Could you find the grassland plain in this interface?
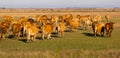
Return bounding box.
[0,10,120,58]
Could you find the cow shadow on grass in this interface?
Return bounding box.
[51,32,59,38]
[19,39,26,43]
[6,35,27,43]
[64,30,71,32]
[7,35,14,39]
[82,32,94,37]
[18,37,41,43]
[82,32,105,37]
[36,37,43,40]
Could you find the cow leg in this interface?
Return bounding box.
[74,27,77,32]
[93,27,97,37]
[58,31,63,37]
[109,29,112,37]
[23,27,26,37]
[94,30,97,37]
[100,31,104,37]
[0,34,1,40]
[109,33,111,37]
[84,24,87,30]
[106,31,109,37]
[1,34,5,40]
[69,26,72,32]
[16,32,20,39]
[102,31,105,37]
[32,35,36,42]
[58,31,61,37]
[15,33,18,39]
[42,33,45,40]
[13,32,16,39]
[61,31,64,36]
[27,35,30,42]
[85,25,87,30]
[18,31,21,39]
[48,34,51,39]
[31,36,34,42]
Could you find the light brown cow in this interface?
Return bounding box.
[60,14,73,24]
[35,15,42,24]
[51,15,59,32]
[57,22,65,37]
[22,21,32,37]
[26,23,39,42]
[39,15,50,26]
[41,23,54,39]
[105,22,114,37]
[92,22,105,37]
[69,18,79,32]
[77,15,91,30]
[19,17,36,37]
[3,16,14,22]
[92,15,102,22]
[105,15,110,22]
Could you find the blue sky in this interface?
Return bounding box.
[0,0,120,8]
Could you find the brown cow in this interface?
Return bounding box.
[1,21,11,30]
[11,21,22,39]
[92,22,105,37]
[0,25,8,40]
[0,21,11,40]
[105,22,114,37]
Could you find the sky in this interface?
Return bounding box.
[0,0,120,8]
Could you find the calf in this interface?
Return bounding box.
[105,22,114,37]
[105,15,110,22]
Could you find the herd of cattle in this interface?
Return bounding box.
[0,14,114,42]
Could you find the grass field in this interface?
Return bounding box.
[0,9,120,58]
